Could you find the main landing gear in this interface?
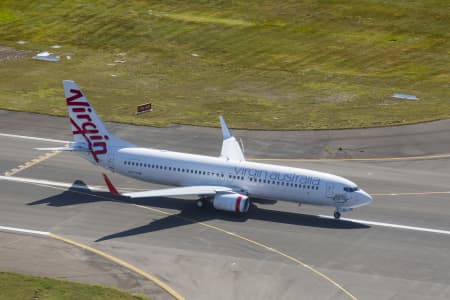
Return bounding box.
[196,198,206,208]
[196,196,210,209]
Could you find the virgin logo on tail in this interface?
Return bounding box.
[66,89,109,162]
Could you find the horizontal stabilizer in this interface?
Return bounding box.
[35,142,90,152]
[34,146,90,152]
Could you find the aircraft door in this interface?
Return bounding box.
[326,183,334,198]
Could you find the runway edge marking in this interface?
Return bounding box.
[0,225,49,236]
[48,233,185,300]
[0,132,69,144]
[135,204,358,300]
[319,215,450,236]
[0,225,184,300]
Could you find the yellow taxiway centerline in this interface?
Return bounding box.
[4,151,61,176]
[48,233,185,300]
[5,178,358,300]
[135,204,358,300]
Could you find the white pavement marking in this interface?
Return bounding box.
[319,215,450,236]
[136,204,358,300]
[0,223,185,299]
[0,175,106,192]
[0,133,69,144]
[3,175,450,237]
[0,225,49,236]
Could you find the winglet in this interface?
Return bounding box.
[102,173,120,196]
[219,116,232,139]
[219,116,245,161]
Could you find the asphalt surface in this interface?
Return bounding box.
[0,232,166,298]
[1,110,450,300]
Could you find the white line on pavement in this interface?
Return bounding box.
[0,225,49,236]
[319,215,450,236]
[0,133,69,144]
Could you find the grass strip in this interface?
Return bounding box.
[0,272,150,300]
[0,0,448,129]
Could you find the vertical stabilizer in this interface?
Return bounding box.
[63,80,131,162]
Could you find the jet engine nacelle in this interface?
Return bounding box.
[213,193,250,213]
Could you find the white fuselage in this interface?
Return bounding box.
[93,147,371,209]
[60,80,372,217]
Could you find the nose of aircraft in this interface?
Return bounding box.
[354,189,373,207]
[351,190,373,207]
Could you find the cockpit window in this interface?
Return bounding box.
[344,186,359,192]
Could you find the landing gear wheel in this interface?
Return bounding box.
[334,211,341,219]
[196,199,205,209]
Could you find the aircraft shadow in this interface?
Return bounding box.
[27,180,116,207]
[26,180,370,242]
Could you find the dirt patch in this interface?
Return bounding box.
[0,46,34,62]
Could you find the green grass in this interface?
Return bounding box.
[0,0,448,129]
[0,272,150,300]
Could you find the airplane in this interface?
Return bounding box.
[37,80,372,219]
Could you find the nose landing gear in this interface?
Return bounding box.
[333,207,352,219]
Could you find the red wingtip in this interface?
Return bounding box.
[102,173,120,196]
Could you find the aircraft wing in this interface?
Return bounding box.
[102,174,233,198]
[219,116,245,161]
[123,186,233,198]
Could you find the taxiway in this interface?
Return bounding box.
[1,110,450,300]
